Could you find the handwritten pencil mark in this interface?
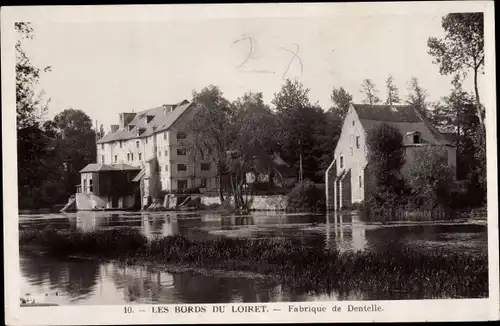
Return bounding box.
[232,35,254,69]
[280,43,303,80]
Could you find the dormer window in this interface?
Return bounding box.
[128,125,134,132]
[413,132,421,144]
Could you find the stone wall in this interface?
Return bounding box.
[200,195,288,211]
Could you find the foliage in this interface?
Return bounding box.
[188,85,233,202]
[360,79,380,105]
[427,13,485,134]
[286,180,324,211]
[330,86,353,119]
[385,74,401,105]
[21,227,488,299]
[365,123,406,208]
[430,78,485,206]
[406,76,429,115]
[406,146,455,209]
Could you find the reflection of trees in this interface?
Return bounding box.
[20,252,99,299]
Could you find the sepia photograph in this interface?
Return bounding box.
[2,2,498,324]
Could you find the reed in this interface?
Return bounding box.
[20,227,488,299]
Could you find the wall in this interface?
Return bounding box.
[200,195,288,211]
[333,104,367,204]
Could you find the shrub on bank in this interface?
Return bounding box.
[287,180,325,211]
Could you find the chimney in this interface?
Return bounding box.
[110,125,119,133]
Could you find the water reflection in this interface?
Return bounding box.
[20,251,379,305]
[20,210,487,304]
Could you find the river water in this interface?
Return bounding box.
[19,211,487,305]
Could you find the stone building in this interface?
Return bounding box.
[325,103,457,211]
[79,99,218,209]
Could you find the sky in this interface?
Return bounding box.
[22,12,484,131]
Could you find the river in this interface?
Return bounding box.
[19,211,487,305]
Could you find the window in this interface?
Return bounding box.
[352,120,355,126]
[131,153,134,161]
[350,147,353,156]
[164,150,168,156]
[114,155,117,163]
[164,165,168,172]
[413,134,421,144]
[127,153,130,161]
[201,163,210,171]
[201,178,207,188]
[136,141,139,148]
[163,132,167,140]
[102,155,105,163]
[178,180,188,189]
[356,136,360,149]
[146,138,148,144]
[89,179,93,192]
[177,148,187,156]
[340,155,344,169]
[139,153,142,161]
[177,164,187,171]
[101,144,104,150]
[359,175,362,188]
[177,132,187,140]
[120,140,123,148]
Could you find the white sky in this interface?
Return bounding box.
[23,13,484,131]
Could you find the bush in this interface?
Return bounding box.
[286,180,325,211]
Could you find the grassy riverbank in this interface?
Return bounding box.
[20,227,488,299]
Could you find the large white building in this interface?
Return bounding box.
[78,100,218,209]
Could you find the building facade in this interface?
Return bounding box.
[80,99,218,209]
[325,103,457,211]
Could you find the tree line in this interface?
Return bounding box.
[16,13,486,210]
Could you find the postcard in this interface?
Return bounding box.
[2,2,498,324]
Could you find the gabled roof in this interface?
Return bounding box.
[79,163,141,173]
[97,100,192,144]
[352,104,453,146]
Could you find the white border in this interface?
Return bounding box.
[2,2,498,324]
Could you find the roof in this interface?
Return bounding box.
[132,169,146,182]
[97,100,192,144]
[79,163,141,173]
[352,104,453,146]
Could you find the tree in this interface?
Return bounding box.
[272,79,328,183]
[406,76,429,117]
[365,123,406,208]
[360,79,380,105]
[52,109,97,196]
[407,146,455,209]
[16,22,60,208]
[385,74,401,106]
[188,85,233,202]
[330,87,353,119]
[271,79,311,115]
[228,92,279,208]
[427,13,485,135]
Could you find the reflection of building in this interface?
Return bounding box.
[326,104,457,211]
[326,212,367,253]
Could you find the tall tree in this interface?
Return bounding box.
[330,86,353,119]
[188,85,233,202]
[406,76,429,115]
[360,79,380,105]
[52,109,97,196]
[427,13,485,134]
[272,79,327,182]
[385,74,401,106]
